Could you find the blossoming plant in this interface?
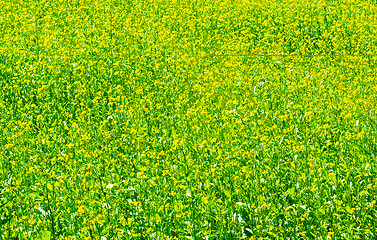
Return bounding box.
[0,0,376,239]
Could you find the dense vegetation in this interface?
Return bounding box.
[1,0,377,239]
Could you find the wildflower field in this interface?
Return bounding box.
[1,0,377,239]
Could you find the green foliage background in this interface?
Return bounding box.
[1,0,377,239]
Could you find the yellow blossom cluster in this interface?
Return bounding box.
[1,0,377,239]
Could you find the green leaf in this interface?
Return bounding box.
[46,183,53,192]
[36,230,51,240]
[16,178,22,186]
[287,188,295,196]
[42,230,51,240]
[224,189,231,198]
[28,192,39,198]
[201,196,209,204]
[345,206,353,214]
[28,191,43,201]
[174,200,183,212]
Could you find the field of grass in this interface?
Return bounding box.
[1,0,377,239]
